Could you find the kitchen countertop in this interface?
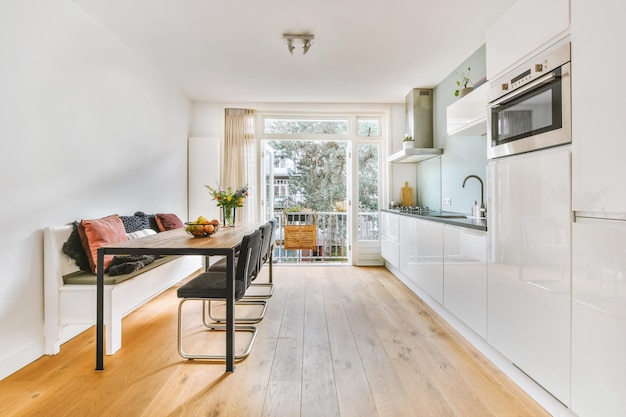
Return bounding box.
[382,209,487,231]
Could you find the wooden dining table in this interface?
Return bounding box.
[95,222,263,373]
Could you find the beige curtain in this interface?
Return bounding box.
[224,108,256,222]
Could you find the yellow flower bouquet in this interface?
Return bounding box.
[205,184,249,226]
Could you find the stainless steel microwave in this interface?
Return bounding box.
[487,42,571,159]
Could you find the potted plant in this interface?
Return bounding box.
[454,67,473,97]
[402,134,414,149]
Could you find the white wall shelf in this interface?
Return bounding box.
[446,84,488,137]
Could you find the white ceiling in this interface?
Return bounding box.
[75,0,516,104]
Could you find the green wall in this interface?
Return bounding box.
[417,44,488,214]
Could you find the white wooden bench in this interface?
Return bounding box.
[43,225,202,355]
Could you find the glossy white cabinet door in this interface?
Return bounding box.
[486,0,569,80]
[572,219,626,417]
[571,0,626,215]
[444,225,487,338]
[446,84,488,137]
[414,218,444,303]
[487,146,572,405]
[399,216,444,303]
[399,215,419,280]
[381,212,400,267]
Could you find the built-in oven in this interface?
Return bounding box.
[487,42,571,159]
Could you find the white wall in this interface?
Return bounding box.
[0,0,191,380]
[190,102,221,138]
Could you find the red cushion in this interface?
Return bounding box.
[78,214,128,274]
[155,213,184,231]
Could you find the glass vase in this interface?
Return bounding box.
[222,206,236,227]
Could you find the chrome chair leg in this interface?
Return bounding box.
[204,299,267,324]
[246,282,274,299]
[247,254,274,298]
[178,298,257,361]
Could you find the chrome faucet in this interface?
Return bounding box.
[462,175,485,217]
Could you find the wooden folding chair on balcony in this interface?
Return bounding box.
[283,211,317,251]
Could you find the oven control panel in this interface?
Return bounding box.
[489,42,570,102]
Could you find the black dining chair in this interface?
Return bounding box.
[176,229,262,361]
[246,220,275,298]
[209,221,274,288]
[206,221,275,322]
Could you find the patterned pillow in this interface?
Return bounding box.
[120,212,150,233]
[146,214,159,232]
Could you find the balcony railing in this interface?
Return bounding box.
[357,211,379,241]
[271,210,379,264]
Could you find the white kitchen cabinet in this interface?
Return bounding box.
[569,4,626,415]
[571,0,626,215]
[400,216,444,303]
[399,215,418,279]
[487,147,572,405]
[446,84,488,137]
[381,211,400,267]
[571,219,626,417]
[486,0,570,80]
[443,225,487,338]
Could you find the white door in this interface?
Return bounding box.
[352,142,383,265]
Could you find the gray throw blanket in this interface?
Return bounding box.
[107,255,157,276]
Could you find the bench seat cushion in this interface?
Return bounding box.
[63,255,180,285]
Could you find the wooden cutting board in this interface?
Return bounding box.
[401,182,413,206]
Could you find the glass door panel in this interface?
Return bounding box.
[262,143,274,222]
[353,142,381,265]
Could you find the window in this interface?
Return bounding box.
[357,116,382,137]
[263,118,348,135]
[357,143,380,240]
[258,110,386,265]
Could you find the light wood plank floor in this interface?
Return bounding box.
[0,266,551,417]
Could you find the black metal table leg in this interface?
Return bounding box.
[226,248,235,372]
[96,248,104,371]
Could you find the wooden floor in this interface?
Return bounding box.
[0,266,551,417]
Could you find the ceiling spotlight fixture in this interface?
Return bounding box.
[286,38,295,54]
[283,34,315,55]
[302,39,312,54]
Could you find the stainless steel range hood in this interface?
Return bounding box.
[387,88,443,163]
[387,147,442,163]
[406,88,433,147]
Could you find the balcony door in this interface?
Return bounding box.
[263,139,350,264]
[257,114,384,266]
[260,143,274,222]
[352,142,382,265]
